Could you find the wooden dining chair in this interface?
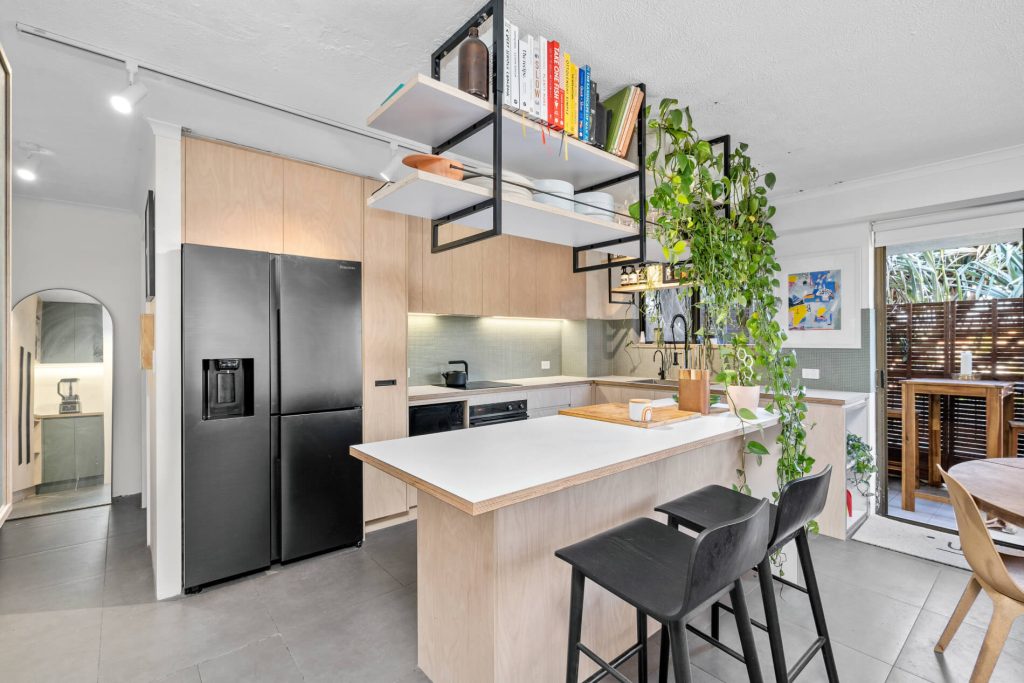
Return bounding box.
[935,466,1024,682]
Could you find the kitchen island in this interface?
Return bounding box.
[352,408,781,682]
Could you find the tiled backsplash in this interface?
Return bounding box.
[408,315,566,386]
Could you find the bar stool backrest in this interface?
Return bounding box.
[771,465,832,548]
[940,466,1024,602]
[682,498,770,618]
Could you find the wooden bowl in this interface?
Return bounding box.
[402,154,464,180]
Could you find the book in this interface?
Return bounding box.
[509,23,520,110]
[549,40,563,130]
[580,65,591,142]
[620,86,644,156]
[519,37,530,116]
[603,85,633,155]
[532,36,544,120]
[536,36,547,123]
[564,53,576,137]
[502,20,513,109]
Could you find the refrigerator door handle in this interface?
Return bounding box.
[270,255,281,416]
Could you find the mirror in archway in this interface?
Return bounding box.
[7,289,113,518]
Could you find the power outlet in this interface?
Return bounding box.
[802,368,820,380]
[541,360,551,370]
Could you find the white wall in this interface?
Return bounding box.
[11,197,144,497]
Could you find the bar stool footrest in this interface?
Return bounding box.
[684,623,747,663]
[577,640,645,683]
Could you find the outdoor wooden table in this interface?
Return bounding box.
[948,458,1024,528]
[901,378,1015,512]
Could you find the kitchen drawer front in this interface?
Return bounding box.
[527,387,571,409]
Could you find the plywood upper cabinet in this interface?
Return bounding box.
[508,236,538,318]
[183,137,283,253]
[481,234,510,317]
[422,224,454,315]
[450,224,484,316]
[362,179,410,522]
[562,253,587,321]
[283,160,362,261]
[407,217,426,313]
[535,242,565,320]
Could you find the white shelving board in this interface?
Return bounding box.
[368,170,664,260]
[367,74,638,189]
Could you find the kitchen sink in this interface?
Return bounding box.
[629,379,677,387]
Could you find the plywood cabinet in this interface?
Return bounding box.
[361,180,411,523]
[508,236,539,318]
[406,226,586,320]
[480,234,510,316]
[283,160,362,260]
[183,137,283,253]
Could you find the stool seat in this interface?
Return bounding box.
[555,517,695,622]
[656,485,779,540]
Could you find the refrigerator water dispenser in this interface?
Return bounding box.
[202,358,254,420]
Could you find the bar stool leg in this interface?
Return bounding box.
[668,620,693,683]
[758,556,789,683]
[566,568,585,683]
[796,529,839,683]
[731,579,764,683]
[658,627,669,683]
[637,609,649,683]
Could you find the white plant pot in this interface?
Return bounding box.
[726,385,761,414]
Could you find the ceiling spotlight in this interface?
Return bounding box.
[110,62,147,114]
[16,155,39,182]
[379,141,402,182]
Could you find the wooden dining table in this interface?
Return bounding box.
[901,378,1016,512]
[948,458,1024,528]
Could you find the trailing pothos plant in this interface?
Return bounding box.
[631,99,815,527]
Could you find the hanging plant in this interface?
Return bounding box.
[847,432,878,497]
[633,99,815,515]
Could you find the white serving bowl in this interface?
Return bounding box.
[573,191,615,218]
[532,178,575,211]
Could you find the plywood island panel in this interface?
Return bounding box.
[353,413,783,682]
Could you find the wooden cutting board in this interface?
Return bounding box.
[559,402,700,429]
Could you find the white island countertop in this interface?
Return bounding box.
[352,407,778,515]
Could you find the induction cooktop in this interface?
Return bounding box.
[431,381,523,390]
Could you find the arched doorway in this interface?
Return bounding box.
[7,289,114,518]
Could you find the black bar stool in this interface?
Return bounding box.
[655,465,838,683]
[555,500,770,683]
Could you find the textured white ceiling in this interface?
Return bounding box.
[2,0,1023,211]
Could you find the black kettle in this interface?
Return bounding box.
[442,360,469,387]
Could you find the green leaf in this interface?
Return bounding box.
[747,440,769,456]
[764,172,776,189]
[738,408,758,420]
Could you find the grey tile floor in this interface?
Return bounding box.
[9,482,112,519]
[1,500,1023,682]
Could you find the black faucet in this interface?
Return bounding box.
[652,349,667,380]
[669,313,690,368]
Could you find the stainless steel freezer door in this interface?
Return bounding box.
[279,409,363,562]
[182,245,272,589]
[277,256,362,414]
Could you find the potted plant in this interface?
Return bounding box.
[636,99,813,510]
[846,432,877,497]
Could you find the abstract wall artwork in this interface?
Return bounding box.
[788,270,841,330]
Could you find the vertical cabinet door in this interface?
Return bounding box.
[535,242,564,319]
[40,302,76,363]
[562,255,587,321]
[74,415,104,480]
[450,224,483,316]
[362,180,412,523]
[422,224,454,314]
[283,160,363,260]
[183,137,284,253]
[41,418,75,487]
[480,234,510,317]
[74,303,103,362]
[508,237,538,318]
[407,217,425,313]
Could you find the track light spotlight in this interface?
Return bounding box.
[110,62,147,114]
[379,142,402,182]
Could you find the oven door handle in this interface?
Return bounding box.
[469,413,528,427]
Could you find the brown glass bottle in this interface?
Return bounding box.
[458,26,489,100]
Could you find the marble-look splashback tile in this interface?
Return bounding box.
[408,315,565,386]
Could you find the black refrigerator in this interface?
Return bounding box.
[182,244,363,590]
